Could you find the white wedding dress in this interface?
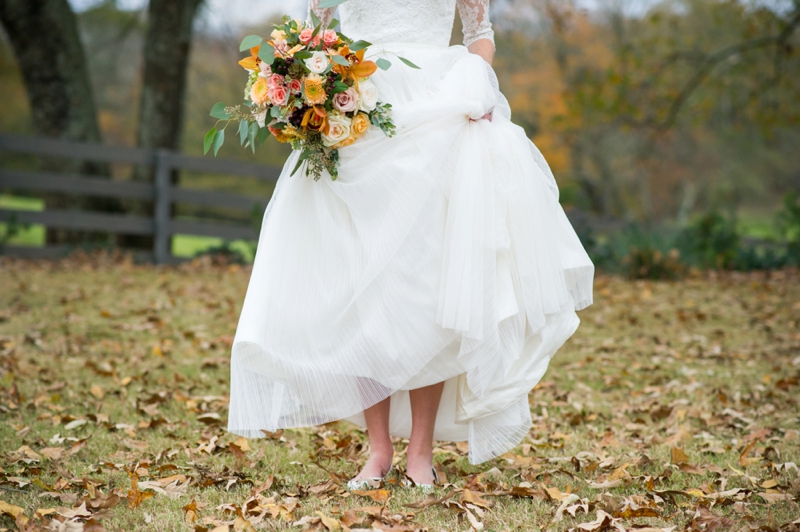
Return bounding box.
[227,0,594,464]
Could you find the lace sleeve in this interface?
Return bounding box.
[456,0,495,48]
[307,0,335,27]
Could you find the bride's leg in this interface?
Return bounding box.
[407,381,444,484]
[352,396,394,480]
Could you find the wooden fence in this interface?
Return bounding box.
[0,134,281,264]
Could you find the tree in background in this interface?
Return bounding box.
[122,0,205,249]
[0,0,119,245]
[496,0,800,223]
[0,0,206,250]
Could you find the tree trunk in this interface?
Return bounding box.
[122,0,204,250]
[0,0,119,245]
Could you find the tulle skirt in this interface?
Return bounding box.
[227,42,594,464]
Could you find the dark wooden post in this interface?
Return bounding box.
[153,150,172,264]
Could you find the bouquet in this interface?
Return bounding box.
[205,10,418,181]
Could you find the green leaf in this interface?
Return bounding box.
[331,81,350,93]
[203,127,217,155]
[331,54,350,66]
[376,58,391,71]
[349,40,371,52]
[248,122,258,154]
[269,106,282,118]
[258,44,275,65]
[212,129,225,156]
[328,18,339,29]
[210,102,230,120]
[238,120,249,145]
[318,0,348,7]
[257,126,270,145]
[398,56,421,69]
[293,50,312,60]
[309,10,321,27]
[239,35,263,52]
[290,149,313,176]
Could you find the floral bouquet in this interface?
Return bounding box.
[205,10,418,181]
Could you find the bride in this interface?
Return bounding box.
[227,0,594,489]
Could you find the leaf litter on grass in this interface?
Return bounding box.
[0,252,798,531]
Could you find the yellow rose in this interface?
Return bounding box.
[333,112,370,148]
[270,29,287,41]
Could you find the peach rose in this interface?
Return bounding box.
[287,78,302,93]
[299,28,314,44]
[268,74,285,89]
[323,29,338,47]
[269,85,288,106]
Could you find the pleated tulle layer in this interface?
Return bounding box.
[227,43,594,464]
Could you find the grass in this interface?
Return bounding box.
[0,253,798,531]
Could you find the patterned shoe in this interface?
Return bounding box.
[401,467,439,493]
[346,466,393,491]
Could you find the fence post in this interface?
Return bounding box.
[153,151,171,264]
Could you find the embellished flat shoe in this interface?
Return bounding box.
[346,466,393,491]
[401,467,439,493]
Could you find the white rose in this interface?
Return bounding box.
[322,112,351,147]
[255,108,268,128]
[305,51,330,74]
[357,79,379,112]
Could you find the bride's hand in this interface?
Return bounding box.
[470,110,494,122]
[467,38,494,66]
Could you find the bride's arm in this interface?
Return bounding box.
[307,0,336,27]
[456,0,495,66]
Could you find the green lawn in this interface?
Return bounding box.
[0,255,797,531]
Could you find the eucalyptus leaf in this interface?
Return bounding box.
[376,58,391,70]
[210,102,230,120]
[270,106,282,118]
[238,120,249,145]
[331,54,350,66]
[258,44,275,65]
[398,56,421,69]
[294,50,313,60]
[212,129,225,156]
[239,35,263,52]
[248,122,258,153]
[203,127,216,155]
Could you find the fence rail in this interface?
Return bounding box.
[0,133,280,264]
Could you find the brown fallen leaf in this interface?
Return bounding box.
[351,488,391,503]
[670,446,690,465]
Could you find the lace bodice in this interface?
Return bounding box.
[308,0,494,49]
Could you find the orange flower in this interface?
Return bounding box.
[301,106,329,135]
[332,46,377,82]
[303,74,328,105]
[238,46,260,71]
[250,77,270,106]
